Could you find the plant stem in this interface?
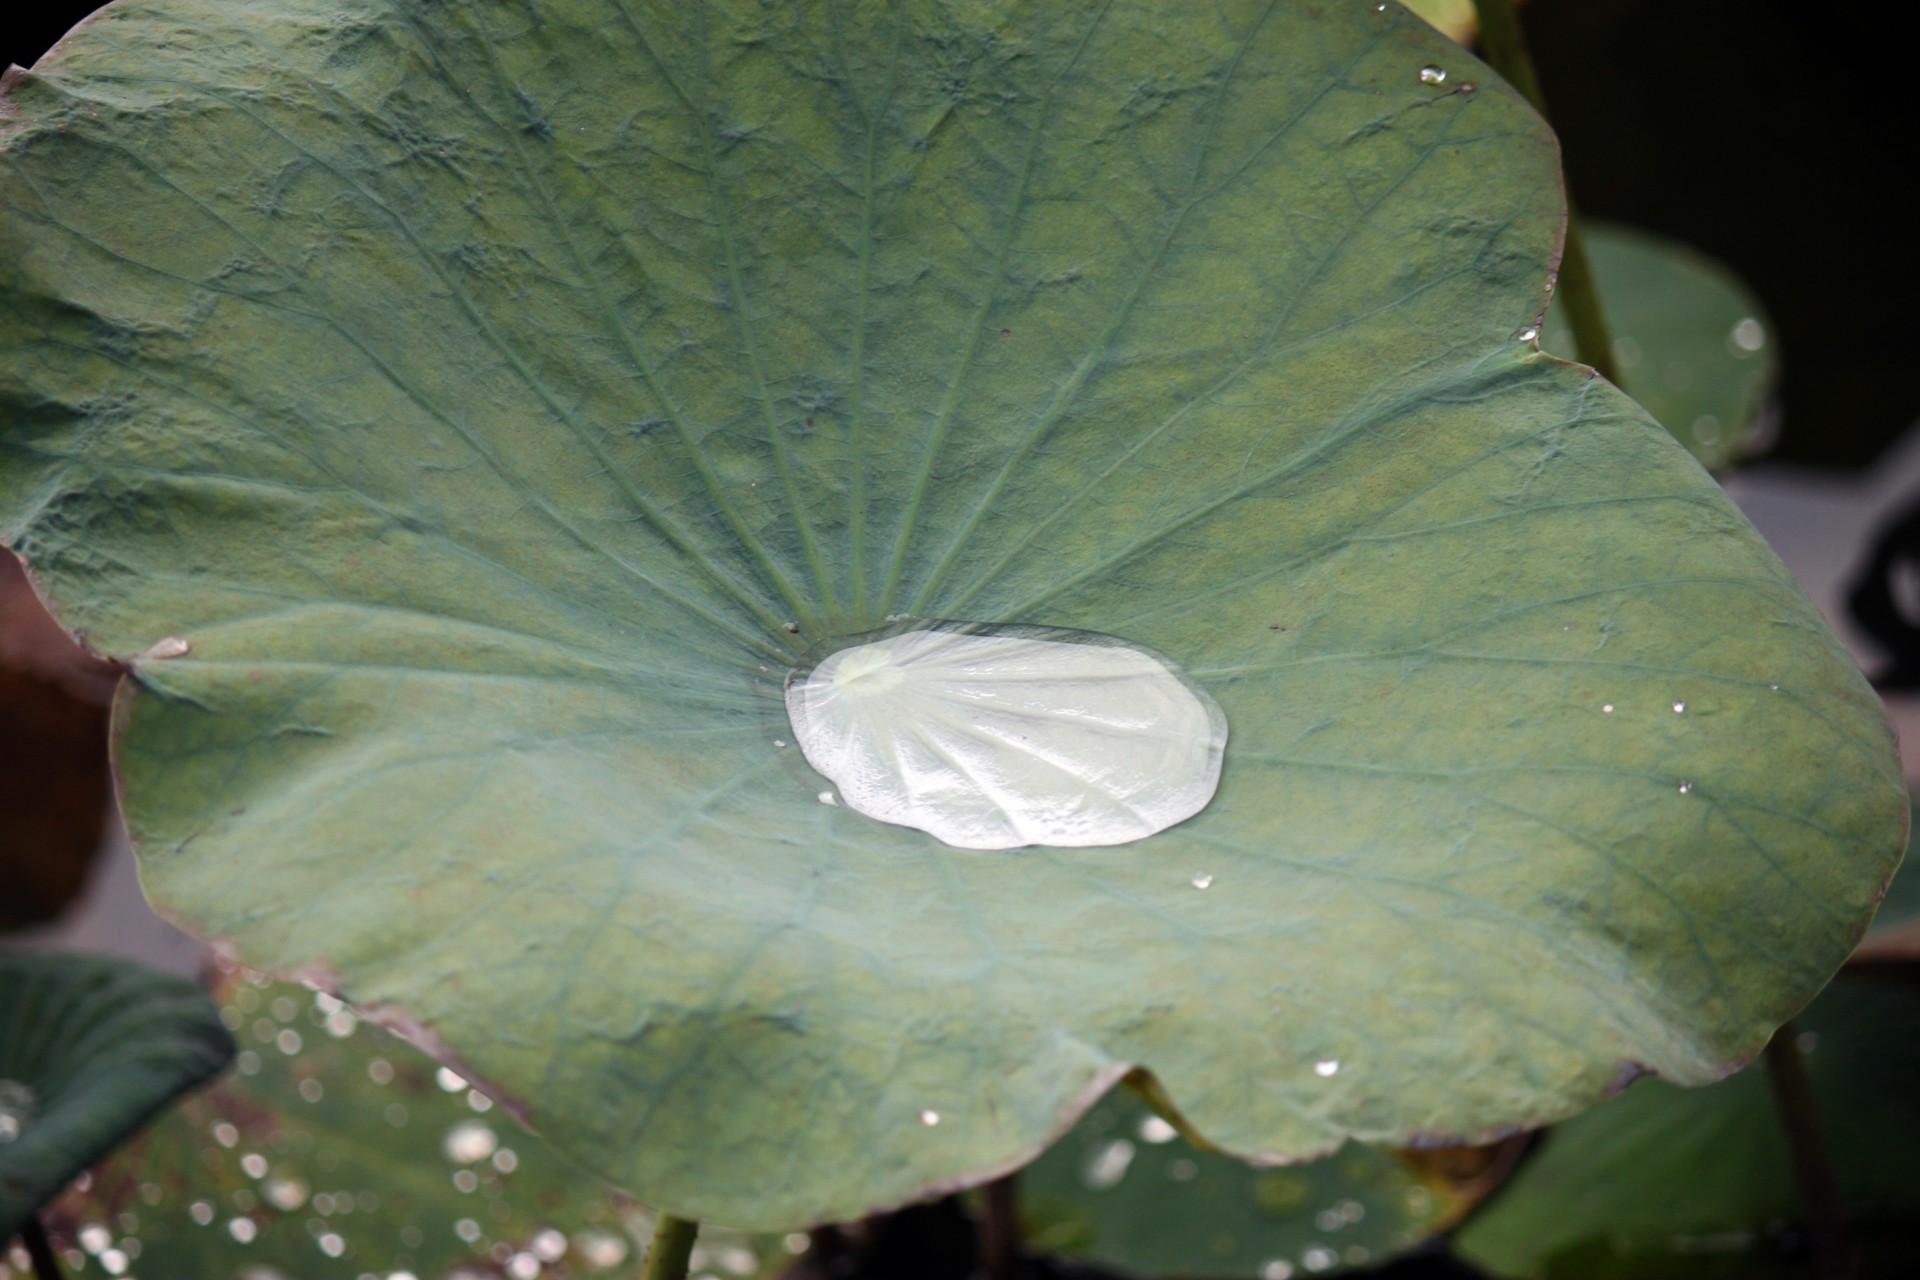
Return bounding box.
[979,1173,1022,1280]
[641,1213,699,1280]
[20,1214,65,1280]
[1763,1021,1856,1280]
[1468,0,1620,385]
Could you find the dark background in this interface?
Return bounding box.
[6,0,1920,471]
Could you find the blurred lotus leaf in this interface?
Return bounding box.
[45,972,779,1280]
[1541,222,1780,469]
[1455,975,1920,1278]
[0,952,233,1238]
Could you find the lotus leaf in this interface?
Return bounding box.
[0,0,1902,1229]
[1539,222,1778,469]
[0,951,233,1238]
[47,973,780,1280]
[1455,975,1920,1278]
[1021,1088,1474,1277]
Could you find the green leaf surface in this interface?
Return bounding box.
[48,972,779,1280]
[1540,221,1779,468]
[1453,975,1920,1278]
[1856,790,1919,961]
[0,951,233,1238]
[1021,1088,1468,1278]
[0,0,1902,1230]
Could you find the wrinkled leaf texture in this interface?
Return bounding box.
[0,0,1902,1229]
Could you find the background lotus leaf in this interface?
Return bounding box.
[1021,1087,1478,1278]
[45,972,781,1280]
[1454,974,1920,1278]
[1540,221,1778,469]
[0,951,233,1238]
[0,0,1902,1230]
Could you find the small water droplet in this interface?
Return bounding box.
[213,1122,239,1148]
[1262,1263,1295,1280]
[1169,1157,1199,1182]
[1314,1059,1340,1077]
[1769,683,1781,691]
[773,738,786,748]
[918,1109,941,1127]
[818,790,838,806]
[1514,325,1540,343]
[227,1217,257,1244]
[142,636,190,661]
[1419,65,1447,84]
[1458,81,1476,93]
[189,1201,214,1226]
[436,1067,467,1092]
[1677,781,1693,794]
[1731,317,1766,353]
[1601,704,1614,714]
[1303,1245,1339,1273]
[455,1217,483,1244]
[492,1147,519,1173]
[1191,872,1214,890]
[1672,701,1686,714]
[240,1153,268,1179]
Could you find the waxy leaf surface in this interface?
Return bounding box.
[0,0,1902,1228]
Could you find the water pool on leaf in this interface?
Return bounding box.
[784,622,1227,850]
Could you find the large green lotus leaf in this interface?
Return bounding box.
[1539,222,1779,469]
[1454,975,1920,1278]
[1021,1087,1472,1278]
[0,952,233,1238]
[0,0,1903,1231]
[49,972,779,1280]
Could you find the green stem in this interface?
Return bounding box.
[1468,0,1620,385]
[1762,1021,1856,1280]
[20,1214,65,1280]
[641,1213,699,1280]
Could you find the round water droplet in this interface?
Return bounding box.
[1678,781,1693,794]
[818,790,838,806]
[1673,701,1686,714]
[1731,317,1766,353]
[1262,1263,1295,1280]
[1419,65,1447,84]
[1601,703,1614,714]
[918,1109,941,1127]
[1191,872,1214,890]
[1313,1059,1340,1077]
[1514,325,1540,343]
[785,622,1226,850]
